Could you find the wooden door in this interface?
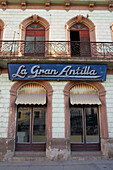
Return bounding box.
[79,30,90,57]
[70,106,100,151]
[25,24,45,56]
[15,106,46,151]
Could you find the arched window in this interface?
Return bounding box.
[70,83,101,151]
[15,83,47,151]
[66,15,96,57]
[25,23,45,55]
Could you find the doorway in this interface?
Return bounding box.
[16,106,46,151]
[70,106,100,151]
[70,24,90,57]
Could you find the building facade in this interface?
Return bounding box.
[0,0,113,161]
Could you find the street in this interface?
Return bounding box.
[0,160,113,170]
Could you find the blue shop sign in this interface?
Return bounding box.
[8,64,107,81]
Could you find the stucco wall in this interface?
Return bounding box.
[0,74,14,138]
[0,9,112,41]
[0,74,113,139]
[102,74,113,138]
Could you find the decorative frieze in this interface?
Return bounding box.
[21,0,27,10]
[1,0,7,10]
[108,1,113,12]
[45,1,51,11]
[89,1,95,12]
[65,1,71,11]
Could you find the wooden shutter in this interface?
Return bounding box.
[79,30,90,57]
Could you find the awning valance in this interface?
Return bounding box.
[70,94,101,105]
[15,94,46,105]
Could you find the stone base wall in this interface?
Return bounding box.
[46,138,70,160]
[0,138,113,161]
[101,138,113,159]
[0,138,14,161]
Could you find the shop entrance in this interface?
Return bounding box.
[16,106,46,151]
[15,83,47,151]
[70,106,100,151]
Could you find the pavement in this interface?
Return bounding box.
[0,160,113,170]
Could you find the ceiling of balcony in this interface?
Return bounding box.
[0,0,112,5]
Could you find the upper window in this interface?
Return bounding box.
[71,24,88,30]
[25,23,45,55]
[27,24,45,30]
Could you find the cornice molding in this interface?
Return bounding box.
[0,1,113,11]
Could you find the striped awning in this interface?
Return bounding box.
[15,94,46,105]
[70,94,101,105]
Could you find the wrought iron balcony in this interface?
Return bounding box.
[0,41,113,59]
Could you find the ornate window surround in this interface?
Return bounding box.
[0,19,5,40]
[65,15,96,42]
[19,15,50,41]
[64,81,108,141]
[8,81,53,143]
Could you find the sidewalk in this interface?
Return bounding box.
[0,160,113,170]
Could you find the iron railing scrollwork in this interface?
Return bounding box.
[0,41,113,58]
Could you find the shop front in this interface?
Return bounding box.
[7,63,108,159]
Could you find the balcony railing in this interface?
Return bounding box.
[0,41,113,59]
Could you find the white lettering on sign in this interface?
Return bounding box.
[11,65,102,79]
[12,65,28,78]
[29,65,58,78]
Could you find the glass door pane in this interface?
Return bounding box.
[85,107,99,143]
[33,107,46,143]
[25,36,34,54]
[16,107,31,143]
[70,108,83,143]
[36,36,45,54]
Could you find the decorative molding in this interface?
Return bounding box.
[32,14,39,22]
[110,22,113,41]
[20,15,50,40]
[0,19,5,40]
[21,0,27,10]
[65,1,71,11]
[45,1,51,11]
[1,0,7,10]
[108,1,113,12]
[110,23,113,31]
[76,15,83,23]
[89,1,95,12]
[0,2,112,11]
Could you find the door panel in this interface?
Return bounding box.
[36,36,45,54]
[16,106,46,151]
[70,106,100,151]
[70,108,83,143]
[80,30,90,57]
[16,107,31,143]
[33,107,46,143]
[85,107,99,143]
[35,30,45,36]
[25,36,34,54]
